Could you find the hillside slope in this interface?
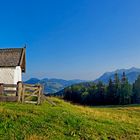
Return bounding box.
[0,98,140,140]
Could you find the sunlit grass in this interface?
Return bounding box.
[0,97,140,140]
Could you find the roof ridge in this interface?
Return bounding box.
[0,48,23,50]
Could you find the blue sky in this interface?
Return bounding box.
[0,0,140,80]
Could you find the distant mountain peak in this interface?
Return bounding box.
[128,67,140,71]
[95,67,140,84]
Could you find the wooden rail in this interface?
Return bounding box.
[0,82,42,104]
[21,83,42,105]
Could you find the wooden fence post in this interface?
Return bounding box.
[22,84,25,103]
[17,81,23,102]
[0,83,4,95]
[37,85,42,105]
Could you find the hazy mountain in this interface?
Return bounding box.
[95,67,140,84]
[25,78,40,84]
[24,78,85,94]
[56,67,140,97]
[25,67,140,94]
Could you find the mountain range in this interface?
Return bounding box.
[94,67,140,84]
[25,67,140,94]
[25,78,85,94]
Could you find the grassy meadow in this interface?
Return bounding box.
[0,97,140,140]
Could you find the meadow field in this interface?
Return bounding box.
[0,97,140,140]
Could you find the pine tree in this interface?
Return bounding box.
[107,79,115,105]
[120,72,132,105]
[121,72,126,84]
[113,73,121,104]
[133,75,140,103]
[96,81,105,105]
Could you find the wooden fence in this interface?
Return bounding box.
[0,82,42,104]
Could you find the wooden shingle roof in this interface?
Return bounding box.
[0,48,26,72]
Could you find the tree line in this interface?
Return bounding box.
[62,72,140,105]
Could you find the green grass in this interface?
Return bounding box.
[0,97,140,140]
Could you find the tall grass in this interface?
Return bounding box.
[0,97,140,140]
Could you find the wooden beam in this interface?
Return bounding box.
[24,101,37,104]
[0,83,4,95]
[0,96,18,102]
[17,81,22,102]
[3,84,17,88]
[19,47,26,72]
[22,85,25,103]
[3,90,17,94]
